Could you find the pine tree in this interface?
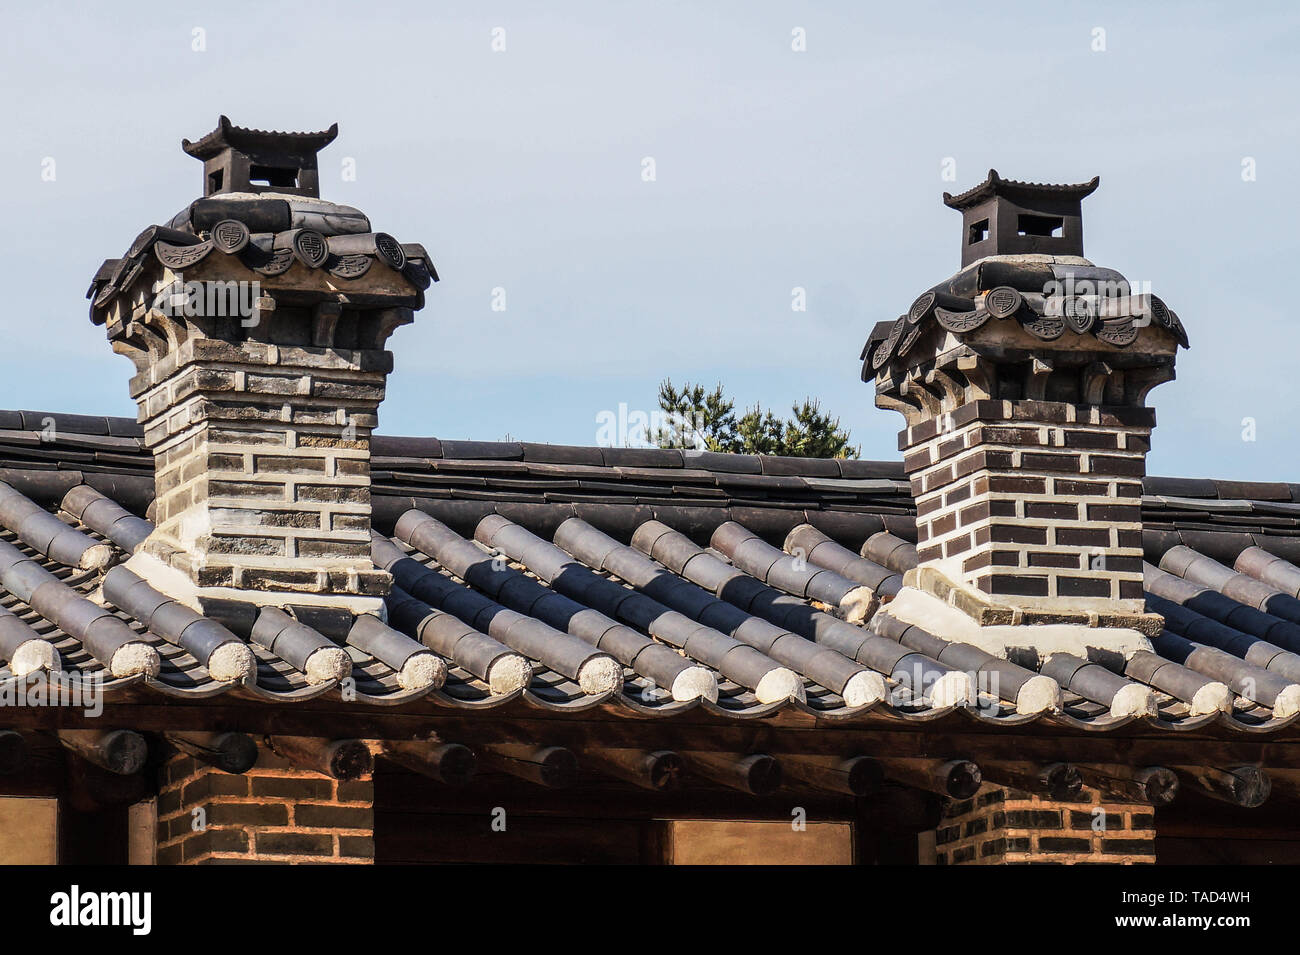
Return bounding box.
[654,379,858,458]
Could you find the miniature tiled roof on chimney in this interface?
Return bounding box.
[943,169,1099,267]
[181,115,339,198]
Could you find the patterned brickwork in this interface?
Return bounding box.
[128,336,394,595]
[900,399,1151,613]
[155,744,375,864]
[935,785,1155,864]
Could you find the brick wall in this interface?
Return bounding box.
[131,337,392,596]
[901,398,1150,614]
[155,743,374,864]
[935,785,1155,864]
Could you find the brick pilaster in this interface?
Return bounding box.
[935,785,1155,864]
[901,399,1150,614]
[155,742,374,864]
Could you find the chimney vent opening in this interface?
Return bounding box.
[249,165,300,189]
[1017,214,1064,238]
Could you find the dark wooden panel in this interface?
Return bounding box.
[59,801,129,864]
[375,811,656,864]
[375,765,857,820]
[1155,836,1300,864]
[374,764,901,864]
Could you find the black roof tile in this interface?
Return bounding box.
[437,440,523,460]
[837,458,906,479]
[759,454,842,477]
[1144,476,1219,497]
[1212,480,1293,502]
[518,442,605,466]
[371,435,443,458]
[599,447,685,468]
[682,450,762,473]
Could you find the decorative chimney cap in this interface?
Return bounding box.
[85,119,438,326]
[943,169,1102,267]
[181,115,340,198]
[864,169,1188,422]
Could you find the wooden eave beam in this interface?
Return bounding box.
[267,735,373,781]
[4,698,1300,770]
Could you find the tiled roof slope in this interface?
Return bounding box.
[1,409,1300,735]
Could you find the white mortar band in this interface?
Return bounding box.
[755,667,806,704]
[1189,681,1234,716]
[207,641,257,684]
[78,542,118,572]
[486,654,532,695]
[841,670,887,708]
[1110,682,1159,719]
[576,655,623,695]
[9,639,58,677]
[397,652,447,691]
[109,641,161,678]
[930,670,975,708]
[1272,684,1300,720]
[304,645,351,685]
[670,666,718,702]
[1014,675,1063,715]
[838,586,880,625]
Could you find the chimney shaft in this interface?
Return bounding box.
[899,394,1152,617]
[130,322,402,600]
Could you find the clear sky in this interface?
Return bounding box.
[1,1,1296,480]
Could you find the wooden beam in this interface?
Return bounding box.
[374,764,857,821]
[880,758,981,798]
[782,754,883,796]
[480,744,577,789]
[55,730,147,776]
[684,752,782,795]
[981,761,1082,800]
[267,736,373,781]
[166,731,258,774]
[7,697,1300,772]
[582,748,684,792]
[64,753,151,811]
[382,741,476,787]
[1173,765,1270,808]
[1263,768,1300,803]
[65,768,148,812]
[1075,764,1179,807]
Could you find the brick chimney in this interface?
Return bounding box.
[88,117,436,616]
[864,171,1188,652]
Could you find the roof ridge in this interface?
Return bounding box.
[0,408,1294,492]
[181,114,339,159]
[942,168,1101,210]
